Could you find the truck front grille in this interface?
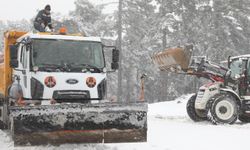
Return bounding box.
[52,90,90,102]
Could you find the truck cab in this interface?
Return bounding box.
[8,32,119,105]
[0,31,147,145]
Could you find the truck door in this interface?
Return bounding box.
[14,44,30,99]
[246,59,250,95]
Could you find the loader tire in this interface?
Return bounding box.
[0,121,5,129]
[186,94,207,122]
[238,114,250,123]
[207,94,238,125]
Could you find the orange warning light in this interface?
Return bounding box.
[59,27,67,35]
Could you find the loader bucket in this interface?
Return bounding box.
[152,45,193,72]
[9,102,147,145]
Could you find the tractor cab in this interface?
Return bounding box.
[228,55,250,96]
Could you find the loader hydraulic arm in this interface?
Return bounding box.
[186,57,228,82]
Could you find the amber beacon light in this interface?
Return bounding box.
[59,27,67,35]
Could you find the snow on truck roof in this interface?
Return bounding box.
[230,54,250,60]
[17,32,102,42]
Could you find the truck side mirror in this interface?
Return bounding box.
[111,62,119,70]
[112,49,119,63]
[111,49,119,70]
[9,45,19,68]
[10,60,19,68]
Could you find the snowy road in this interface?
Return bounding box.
[2,94,250,150]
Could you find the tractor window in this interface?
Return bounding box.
[247,59,250,77]
[230,59,243,79]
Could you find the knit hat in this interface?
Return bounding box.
[45,5,51,11]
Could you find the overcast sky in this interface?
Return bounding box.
[0,0,117,21]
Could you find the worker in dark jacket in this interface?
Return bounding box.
[34,5,53,32]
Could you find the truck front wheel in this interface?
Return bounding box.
[0,98,9,129]
[186,94,207,122]
[208,94,238,124]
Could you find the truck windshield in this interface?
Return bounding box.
[32,39,105,69]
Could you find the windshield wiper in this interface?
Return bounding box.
[39,63,63,67]
[70,63,102,72]
[38,63,66,71]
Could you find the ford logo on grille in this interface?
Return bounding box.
[66,79,78,84]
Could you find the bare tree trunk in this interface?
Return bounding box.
[162,29,167,49]
[117,0,123,102]
[126,70,131,103]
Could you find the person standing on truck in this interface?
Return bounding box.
[34,5,53,32]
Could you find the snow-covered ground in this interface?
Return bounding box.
[2,94,250,150]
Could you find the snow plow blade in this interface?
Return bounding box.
[152,45,193,72]
[9,102,147,145]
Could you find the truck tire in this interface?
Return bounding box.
[238,114,250,123]
[207,94,238,124]
[0,105,5,129]
[0,98,8,130]
[186,94,207,122]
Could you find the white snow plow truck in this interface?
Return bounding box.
[152,45,250,125]
[0,30,147,145]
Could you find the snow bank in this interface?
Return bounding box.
[148,94,194,118]
[0,130,13,150]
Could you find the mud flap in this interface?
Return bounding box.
[152,45,193,72]
[9,102,147,145]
